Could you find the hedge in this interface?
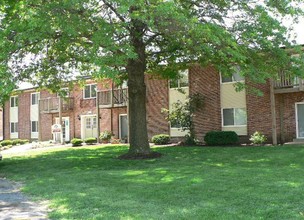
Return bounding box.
[151,134,170,145]
[204,131,239,146]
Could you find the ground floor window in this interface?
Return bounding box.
[10,122,18,133]
[222,108,247,126]
[31,121,38,133]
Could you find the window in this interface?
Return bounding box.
[222,108,247,126]
[170,70,189,88]
[84,84,97,99]
[31,93,40,105]
[86,118,91,129]
[10,122,18,133]
[10,96,18,108]
[31,121,38,133]
[221,66,244,83]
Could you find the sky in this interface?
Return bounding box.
[284,16,304,45]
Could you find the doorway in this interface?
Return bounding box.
[119,114,128,142]
[82,115,98,139]
[296,103,304,138]
[54,117,70,142]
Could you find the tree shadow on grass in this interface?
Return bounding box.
[1,145,304,219]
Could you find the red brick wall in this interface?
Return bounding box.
[18,92,31,139]
[275,92,304,143]
[146,75,170,139]
[246,81,273,141]
[190,65,222,140]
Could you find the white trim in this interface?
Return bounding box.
[295,102,304,139]
[80,114,97,139]
[10,96,18,108]
[119,114,128,139]
[31,92,40,106]
[83,84,97,99]
[54,117,70,142]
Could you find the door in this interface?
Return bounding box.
[83,116,98,139]
[296,103,304,138]
[119,114,128,142]
[54,117,70,142]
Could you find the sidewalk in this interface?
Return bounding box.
[0,142,56,219]
[0,178,49,220]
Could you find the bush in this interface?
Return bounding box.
[19,139,29,145]
[100,130,114,142]
[84,137,97,145]
[184,134,198,146]
[1,140,13,147]
[71,138,83,147]
[250,131,267,145]
[12,139,21,145]
[204,131,239,146]
[151,134,170,145]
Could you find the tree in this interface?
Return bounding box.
[1,0,304,158]
[162,93,204,145]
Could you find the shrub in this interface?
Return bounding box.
[1,140,13,147]
[12,139,21,145]
[184,134,198,146]
[204,131,239,146]
[19,139,29,145]
[71,138,83,147]
[250,131,267,145]
[100,130,114,142]
[84,137,97,145]
[151,134,170,145]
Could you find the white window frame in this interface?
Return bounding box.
[169,70,189,89]
[10,96,18,108]
[10,122,18,133]
[83,84,97,99]
[222,108,247,127]
[31,121,39,133]
[31,92,40,105]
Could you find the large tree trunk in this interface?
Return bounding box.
[127,60,150,154]
[124,8,150,156]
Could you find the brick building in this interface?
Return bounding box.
[2,65,304,144]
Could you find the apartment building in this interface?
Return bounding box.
[3,65,304,144]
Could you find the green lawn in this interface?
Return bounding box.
[1,145,304,219]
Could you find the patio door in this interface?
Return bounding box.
[54,117,70,142]
[119,114,128,141]
[296,103,304,138]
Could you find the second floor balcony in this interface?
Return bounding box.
[40,97,74,113]
[273,72,304,94]
[98,88,128,108]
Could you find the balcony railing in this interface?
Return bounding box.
[273,72,304,93]
[98,88,128,108]
[39,97,74,113]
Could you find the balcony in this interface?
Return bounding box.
[98,88,128,108]
[273,72,304,94]
[40,97,74,113]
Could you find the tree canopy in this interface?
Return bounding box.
[1,0,304,156]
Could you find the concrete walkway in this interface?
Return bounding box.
[0,178,49,220]
[0,143,56,220]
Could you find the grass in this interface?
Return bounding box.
[1,145,304,219]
